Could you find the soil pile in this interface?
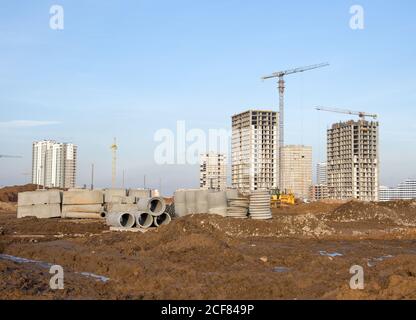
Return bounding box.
[0,184,39,203]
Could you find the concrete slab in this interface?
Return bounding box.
[109,227,151,233]
[128,189,151,199]
[105,195,136,204]
[62,212,102,219]
[17,204,61,219]
[106,203,137,213]
[104,189,126,203]
[62,190,103,205]
[62,204,103,213]
[18,190,62,206]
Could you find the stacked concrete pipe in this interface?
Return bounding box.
[137,197,166,216]
[106,212,136,228]
[135,211,153,229]
[153,212,172,227]
[174,190,187,217]
[208,191,228,217]
[185,189,198,215]
[196,190,210,214]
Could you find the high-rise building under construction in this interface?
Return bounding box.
[32,140,77,189]
[199,153,227,191]
[327,120,379,201]
[231,110,279,193]
[281,145,312,199]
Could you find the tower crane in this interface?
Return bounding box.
[111,138,118,188]
[315,106,378,120]
[262,62,330,188]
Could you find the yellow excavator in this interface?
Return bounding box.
[271,189,295,207]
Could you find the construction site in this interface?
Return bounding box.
[1,65,413,301]
[1,184,416,300]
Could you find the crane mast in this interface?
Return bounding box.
[262,62,329,188]
[111,138,118,188]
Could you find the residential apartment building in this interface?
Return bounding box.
[327,120,379,201]
[317,162,327,185]
[310,184,329,201]
[199,153,227,191]
[32,140,77,188]
[281,145,312,199]
[231,110,279,193]
[379,179,416,201]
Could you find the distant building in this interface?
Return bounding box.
[281,145,312,200]
[327,120,379,202]
[379,179,416,201]
[200,153,227,191]
[32,140,77,188]
[231,110,279,193]
[316,162,327,185]
[310,184,329,201]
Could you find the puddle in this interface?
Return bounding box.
[0,254,110,283]
[367,255,394,267]
[78,272,110,283]
[319,251,343,258]
[273,267,291,273]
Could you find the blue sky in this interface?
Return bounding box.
[1,0,415,194]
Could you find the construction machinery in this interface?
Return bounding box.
[270,188,295,208]
[262,63,330,188]
[315,106,378,120]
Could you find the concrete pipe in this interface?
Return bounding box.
[185,189,198,214]
[153,212,172,227]
[106,212,136,228]
[174,190,186,203]
[174,202,187,217]
[196,190,209,214]
[137,197,166,216]
[208,191,228,217]
[135,212,153,229]
[226,188,239,200]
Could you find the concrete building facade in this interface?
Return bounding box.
[317,162,327,185]
[327,120,379,201]
[199,153,227,191]
[231,110,279,193]
[379,179,416,201]
[310,184,329,201]
[281,145,312,199]
[32,140,77,189]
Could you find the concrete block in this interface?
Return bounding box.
[105,195,136,204]
[106,203,138,214]
[63,190,103,205]
[62,212,103,219]
[104,189,127,203]
[128,189,151,199]
[17,204,61,219]
[62,204,103,213]
[18,190,62,206]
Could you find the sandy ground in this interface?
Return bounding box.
[1,199,416,300]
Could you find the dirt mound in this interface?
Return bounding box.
[0,202,16,214]
[0,184,39,203]
[325,200,416,228]
[326,201,397,223]
[0,213,106,236]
